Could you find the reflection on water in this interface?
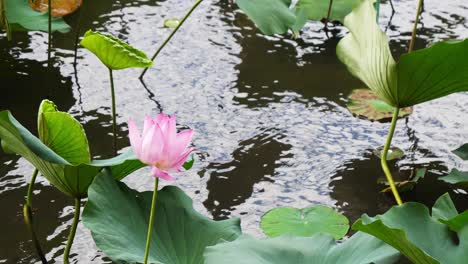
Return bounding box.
[0,0,467,262]
[203,129,292,219]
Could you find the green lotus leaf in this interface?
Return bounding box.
[347,89,412,122]
[439,169,468,185]
[38,100,91,165]
[337,0,468,108]
[204,232,399,264]
[236,0,296,35]
[453,143,468,161]
[164,18,180,28]
[4,0,70,33]
[295,0,361,22]
[260,206,349,239]
[373,146,404,161]
[0,108,145,198]
[80,30,153,70]
[82,169,241,264]
[353,193,468,264]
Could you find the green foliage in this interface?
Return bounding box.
[260,206,349,239]
[439,169,468,185]
[236,0,362,35]
[453,144,468,161]
[236,0,297,35]
[353,193,468,264]
[347,89,412,122]
[337,0,468,108]
[164,18,180,28]
[80,30,153,70]
[4,0,70,33]
[82,169,241,264]
[296,0,361,22]
[38,100,91,165]
[439,143,468,185]
[374,146,404,161]
[0,102,145,198]
[204,232,399,264]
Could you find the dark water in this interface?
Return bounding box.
[1,0,467,263]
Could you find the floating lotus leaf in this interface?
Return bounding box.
[5,0,70,32]
[380,168,427,193]
[82,169,241,263]
[373,146,404,161]
[295,0,361,22]
[29,0,82,17]
[439,143,468,185]
[0,101,145,198]
[204,232,399,264]
[164,18,180,28]
[260,206,349,239]
[453,143,468,161]
[347,89,412,121]
[439,169,468,185]
[353,193,468,264]
[337,0,468,108]
[80,30,153,70]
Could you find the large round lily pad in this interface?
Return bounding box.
[261,206,349,239]
[347,89,412,122]
[82,169,241,263]
[29,0,82,17]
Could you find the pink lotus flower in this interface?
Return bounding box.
[128,114,194,180]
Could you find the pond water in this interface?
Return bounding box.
[1,0,467,263]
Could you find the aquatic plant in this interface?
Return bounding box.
[128,114,194,263]
[82,168,240,264]
[0,100,145,263]
[354,193,468,263]
[140,0,204,79]
[80,30,153,153]
[336,0,468,204]
[235,0,362,36]
[439,143,468,185]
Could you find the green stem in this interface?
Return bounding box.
[109,68,117,155]
[375,0,380,21]
[63,198,81,264]
[26,169,38,207]
[408,0,423,53]
[143,178,159,264]
[47,0,52,67]
[381,108,403,205]
[324,0,333,31]
[24,169,48,264]
[139,0,204,79]
[73,0,86,66]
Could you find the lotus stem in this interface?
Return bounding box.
[24,169,48,264]
[143,178,159,264]
[389,0,395,14]
[375,0,380,21]
[381,108,403,205]
[109,68,117,155]
[324,0,334,31]
[139,0,204,79]
[47,0,52,67]
[73,0,86,66]
[63,198,81,264]
[408,0,423,53]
